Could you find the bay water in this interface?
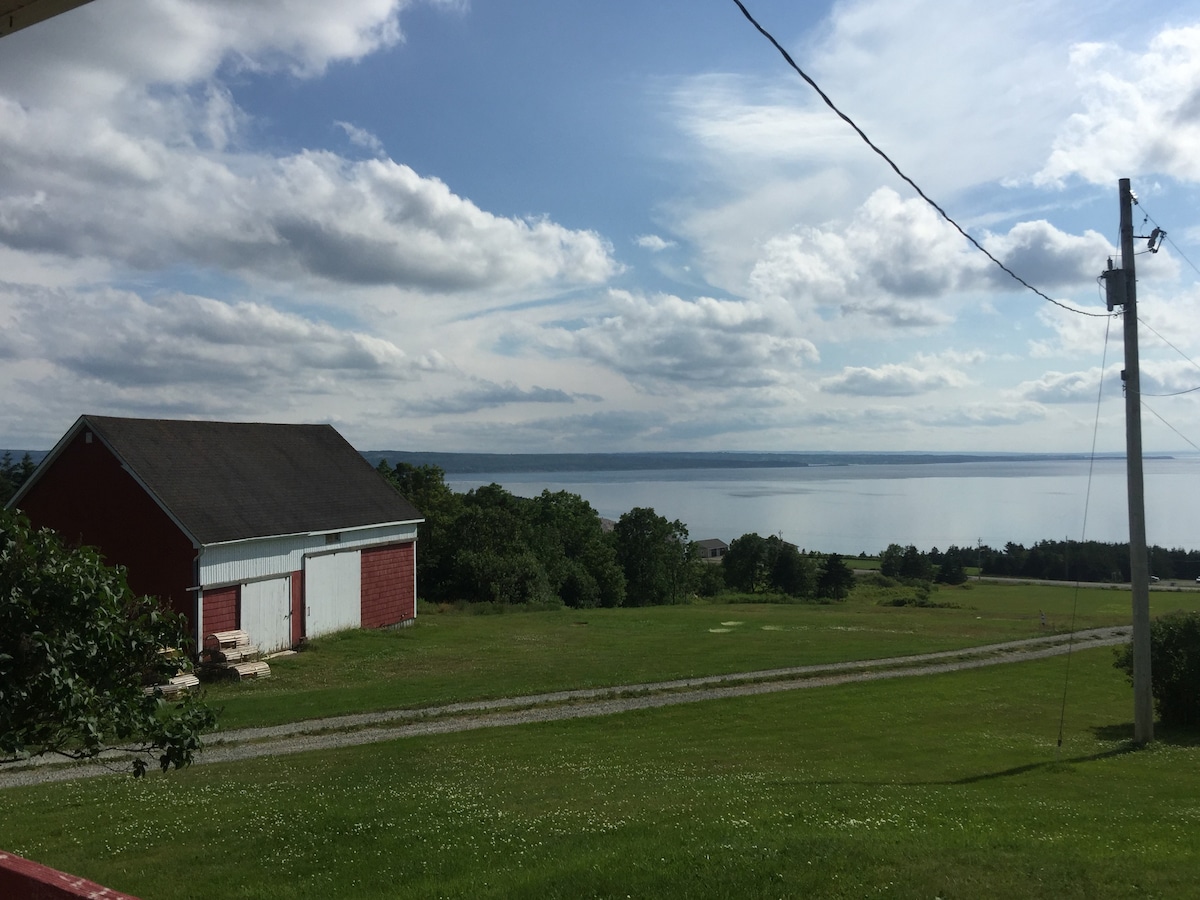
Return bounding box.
[448,456,1200,555]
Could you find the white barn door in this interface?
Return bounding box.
[240,576,292,653]
[305,550,361,639]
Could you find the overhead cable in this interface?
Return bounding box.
[729,0,1112,319]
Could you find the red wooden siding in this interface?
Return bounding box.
[0,849,141,899]
[360,542,415,628]
[202,585,239,636]
[17,427,196,624]
[291,569,304,645]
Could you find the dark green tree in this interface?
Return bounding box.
[448,489,554,605]
[1114,610,1200,728]
[900,545,932,581]
[815,553,855,600]
[692,560,727,598]
[0,453,12,506]
[770,542,815,598]
[936,554,968,585]
[0,509,216,776]
[879,543,905,578]
[527,490,625,609]
[613,507,693,606]
[376,460,463,602]
[723,533,771,593]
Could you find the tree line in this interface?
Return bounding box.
[0,451,37,505]
[874,539,1200,584]
[376,461,855,607]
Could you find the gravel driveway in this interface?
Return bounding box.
[0,626,1131,789]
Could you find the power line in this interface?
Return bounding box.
[1139,398,1200,454]
[1056,314,1112,752]
[729,0,1112,319]
[1136,200,1200,280]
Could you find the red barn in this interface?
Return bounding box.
[8,415,423,652]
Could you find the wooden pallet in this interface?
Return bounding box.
[144,672,200,698]
[229,660,271,680]
[201,630,271,680]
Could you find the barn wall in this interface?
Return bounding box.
[15,426,196,624]
[291,569,304,645]
[199,522,418,588]
[360,542,416,628]
[202,585,239,636]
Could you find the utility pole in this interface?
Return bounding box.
[1104,177,1154,744]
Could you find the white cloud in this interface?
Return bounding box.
[0,129,616,295]
[1,284,414,390]
[635,234,675,252]
[1015,367,1114,403]
[522,289,818,391]
[1037,26,1200,186]
[746,188,977,326]
[336,121,386,157]
[0,0,416,102]
[982,221,1114,290]
[0,1,617,299]
[404,380,598,416]
[820,354,975,397]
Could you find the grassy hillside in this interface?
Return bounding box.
[3,583,1198,898]
[203,580,1185,731]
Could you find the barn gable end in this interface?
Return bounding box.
[9,415,424,651]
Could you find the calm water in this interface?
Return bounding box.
[449,457,1200,554]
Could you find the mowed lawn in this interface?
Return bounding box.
[4,583,1200,899]
[203,580,1191,731]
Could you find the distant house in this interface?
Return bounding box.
[8,415,424,653]
[695,538,728,561]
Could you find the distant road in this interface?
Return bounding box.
[851,570,1200,591]
[974,575,1200,591]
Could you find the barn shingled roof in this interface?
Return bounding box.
[76,416,422,545]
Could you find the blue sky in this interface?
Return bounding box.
[4,0,1200,453]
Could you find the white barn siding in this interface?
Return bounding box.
[239,576,293,653]
[305,550,361,637]
[197,522,418,588]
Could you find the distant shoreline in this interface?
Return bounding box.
[360,450,1138,476]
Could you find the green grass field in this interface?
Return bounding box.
[3,583,1199,899]
[203,580,1189,731]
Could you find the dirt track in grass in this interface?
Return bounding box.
[0,626,1131,789]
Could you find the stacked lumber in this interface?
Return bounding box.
[144,648,201,697]
[144,672,201,698]
[200,630,272,680]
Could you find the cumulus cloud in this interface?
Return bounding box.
[0,132,616,294]
[746,188,977,326]
[0,1,616,297]
[1037,26,1200,186]
[404,380,597,415]
[1,284,414,389]
[820,355,974,397]
[982,220,1113,289]
[1139,360,1200,397]
[0,0,422,101]
[635,234,675,252]
[524,290,819,391]
[739,187,1116,339]
[1029,303,1114,358]
[1015,367,1113,403]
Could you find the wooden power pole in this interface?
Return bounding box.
[1105,177,1154,744]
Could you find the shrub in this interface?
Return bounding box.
[1113,610,1200,728]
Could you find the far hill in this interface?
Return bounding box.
[361,450,1109,475]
